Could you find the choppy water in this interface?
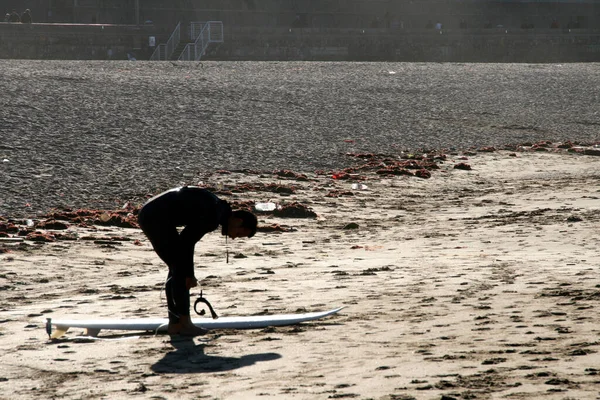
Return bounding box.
[1,61,599,216]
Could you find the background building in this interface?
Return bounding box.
[1,0,600,61]
[2,0,599,30]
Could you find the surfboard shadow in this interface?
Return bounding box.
[151,336,281,374]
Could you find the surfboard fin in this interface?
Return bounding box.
[45,318,52,339]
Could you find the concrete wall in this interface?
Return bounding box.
[1,22,600,62]
[0,22,166,60]
[215,27,600,62]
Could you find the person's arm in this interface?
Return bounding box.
[178,225,206,279]
[175,187,223,278]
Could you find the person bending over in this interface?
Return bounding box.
[138,186,257,336]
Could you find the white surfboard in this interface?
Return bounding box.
[45,307,344,338]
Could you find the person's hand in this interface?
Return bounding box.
[185,277,198,290]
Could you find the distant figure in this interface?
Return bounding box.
[550,19,560,29]
[291,14,301,28]
[566,19,580,29]
[8,9,20,22]
[521,21,534,29]
[127,52,137,61]
[384,11,392,29]
[370,16,381,28]
[4,13,10,22]
[435,21,443,30]
[20,9,32,23]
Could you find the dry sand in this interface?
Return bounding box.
[1,147,600,400]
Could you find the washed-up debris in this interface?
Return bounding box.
[201,182,297,195]
[42,207,139,228]
[331,172,367,180]
[233,183,297,194]
[257,224,296,233]
[454,163,472,170]
[273,202,317,218]
[414,168,432,179]
[255,202,278,212]
[273,170,309,181]
[351,183,368,190]
[0,222,19,234]
[326,190,354,198]
[25,231,56,242]
[376,167,414,177]
[36,219,69,230]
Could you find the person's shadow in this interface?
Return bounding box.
[151,335,281,373]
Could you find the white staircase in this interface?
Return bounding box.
[150,21,223,61]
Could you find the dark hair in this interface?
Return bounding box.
[232,210,258,238]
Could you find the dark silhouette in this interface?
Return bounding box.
[521,21,534,29]
[567,19,580,29]
[137,187,257,337]
[8,9,20,22]
[152,337,281,373]
[20,9,32,23]
[384,11,392,29]
[291,13,307,28]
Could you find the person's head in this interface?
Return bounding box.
[226,210,257,239]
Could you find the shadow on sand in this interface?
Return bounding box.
[151,335,281,373]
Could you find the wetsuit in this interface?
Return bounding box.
[137,187,231,323]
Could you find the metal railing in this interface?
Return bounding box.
[190,21,207,41]
[178,21,224,61]
[165,22,181,60]
[150,22,181,60]
[178,43,195,61]
[206,21,224,43]
[150,43,166,60]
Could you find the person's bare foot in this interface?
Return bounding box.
[167,316,208,336]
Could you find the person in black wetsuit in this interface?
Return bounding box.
[137,186,257,336]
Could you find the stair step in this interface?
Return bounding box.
[170,41,195,60]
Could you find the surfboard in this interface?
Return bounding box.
[45,307,344,338]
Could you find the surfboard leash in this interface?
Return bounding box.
[193,290,219,319]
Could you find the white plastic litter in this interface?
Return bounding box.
[351,183,368,190]
[255,202,277,212]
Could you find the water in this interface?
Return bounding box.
[1,60,599,217]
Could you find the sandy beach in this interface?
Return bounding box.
[1,146,600,399]
[1,61,600,399]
